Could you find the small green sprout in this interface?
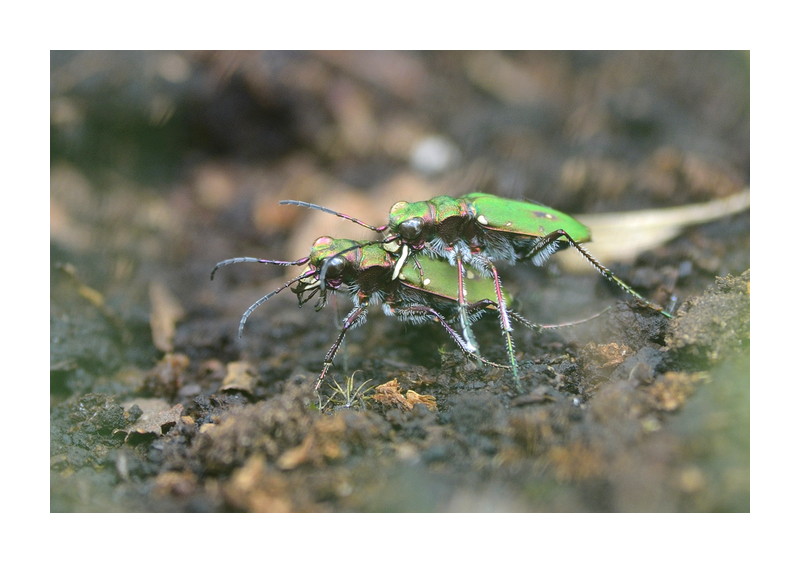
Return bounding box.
[319,372,374,411]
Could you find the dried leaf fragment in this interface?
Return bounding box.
[115,398,184,440]
[149,281,185,352]
[582,342,633,370]
[405,389,438,411]
[557,189,750,271]
[372,379,437,411]
[219,361,257,395]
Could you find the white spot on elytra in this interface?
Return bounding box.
[477,215,489,225]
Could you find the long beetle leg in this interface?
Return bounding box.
[487,262,520,391]
[521,230,672,318]
[315,302,510,393]
[464,254,521,391]
[390,304,511,370]
[458,298,612,390]
[454,254,481,354]
[316,304,369,392]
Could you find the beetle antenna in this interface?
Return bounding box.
[280,200,388,233]
[238,270,315,337]
[211,256,310,280]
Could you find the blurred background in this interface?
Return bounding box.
[50,51,749,512]
[51,49,749,346]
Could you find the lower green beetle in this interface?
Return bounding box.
[281,192,672,390]
[212,236,567,392]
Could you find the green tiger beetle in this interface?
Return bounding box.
[281,193,673,391]
[212,236,574,393]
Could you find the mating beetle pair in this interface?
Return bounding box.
[213,193,671,393]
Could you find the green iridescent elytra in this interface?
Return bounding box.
[463,192,591,241]
[394,248,511,307]
[386,192,591,259]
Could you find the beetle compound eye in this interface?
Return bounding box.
[398,217,424,241]
[324,256,346,282]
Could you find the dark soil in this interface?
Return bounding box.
[50,51,749,512]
